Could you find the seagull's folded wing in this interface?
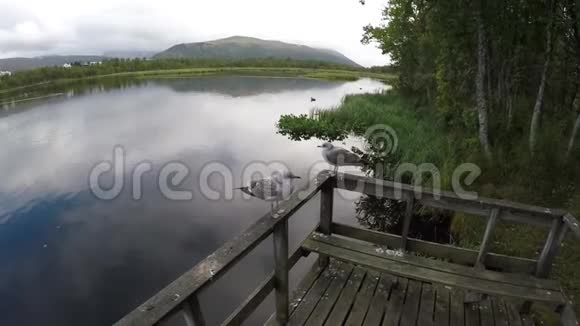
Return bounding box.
[250,179,279,200]
[328,148,362,165]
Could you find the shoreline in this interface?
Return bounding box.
[0,67,395,98]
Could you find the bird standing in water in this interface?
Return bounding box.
[318,142,362,174]
[236,171,301,213]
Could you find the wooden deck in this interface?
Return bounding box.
[114,172,580,326]
[281,259,535,326]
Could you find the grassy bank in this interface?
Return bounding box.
[277,90,580,323]
[278,91,475,187]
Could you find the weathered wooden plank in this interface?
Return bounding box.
[465,302,480,326]
[383,278,409,326]
[520,314,534,326]
[302,238,566,304]
[400,195,414,250]
[332,222,538,274]
[418,283,435,326]
[505,301,524,326]
[449,289,465,326]
[287,258,325,315]
[336,173,560,226]
[399,280,421,326]
[560,303,579,326]
[475,208,500,268]
[223,247,304,326]
[492,299,509,326]
[363,274,394,326]
[325,267,367,325]
[433,285,450,326]
[309,232,559,291]
[479,297,494,326]
[319,176,334,268]
[289,261,337,325]
[182,295,205,326]
[258,252,320,325]
[273,219,289,324]
[115,173,330,326]
[345,271,380,326]
[304,262,354,326]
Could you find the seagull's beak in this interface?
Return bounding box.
[317,145,322,148]
[293,176,302,179]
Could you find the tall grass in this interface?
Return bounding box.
[278,90,477,189]
[277,90,580,320]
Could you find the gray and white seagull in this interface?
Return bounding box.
[318,142,363,173]
[236,171,301,212]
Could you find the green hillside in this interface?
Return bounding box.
[154,36,361,67]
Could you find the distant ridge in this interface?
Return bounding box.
[154,36,361,67]
[0,55,107,72]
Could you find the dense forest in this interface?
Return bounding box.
[276,1,580,319]
[0,58,360,91]
[362,0,580,159]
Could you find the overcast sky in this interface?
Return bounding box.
[0,0,389,67]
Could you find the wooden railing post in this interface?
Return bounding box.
[475,208,501,268]
[400,194,414,250]
[182,295,206,326]
[522,215,569,313]
[536,216,568,278]
[319,177,334,267]
[273,219,289,325]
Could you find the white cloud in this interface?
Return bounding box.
[0,0,389,66]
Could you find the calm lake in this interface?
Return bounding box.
[0,76,388,325]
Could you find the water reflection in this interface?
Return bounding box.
[0,76,388,325]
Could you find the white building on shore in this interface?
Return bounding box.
[0,70,11,77]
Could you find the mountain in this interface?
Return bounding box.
[154,36,361,67]
[0,55,108,72]
[102,50,157,59]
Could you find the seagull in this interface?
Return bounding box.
[310,97,316,102]
[318,142,363,173]
[236,171,301,213]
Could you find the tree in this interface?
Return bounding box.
[475,0,492,159]
[529,0,556,153]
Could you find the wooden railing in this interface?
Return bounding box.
[115,171,580,326]
[114,172,331,326]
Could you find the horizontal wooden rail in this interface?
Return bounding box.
[335,173,563,227]
[331,223,538,274]
[114,173,331,326]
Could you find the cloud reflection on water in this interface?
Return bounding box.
[0,76,388,325]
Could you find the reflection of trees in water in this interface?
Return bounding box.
[160,76,339,97]
[353,142,452,243]
[0,76,341,118]
[0,78,152,118]
[355,195,451,243]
